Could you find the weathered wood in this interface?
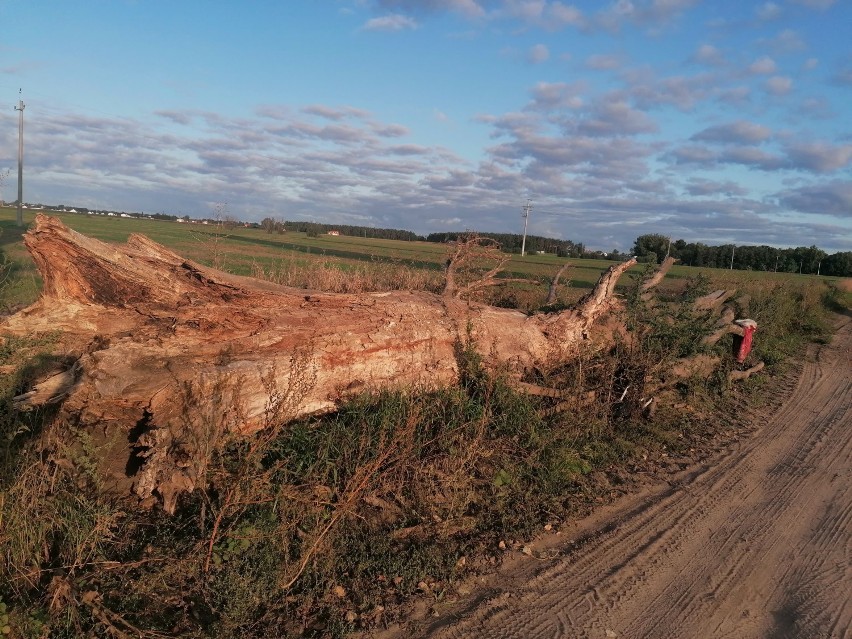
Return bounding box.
[545,262,572,305]
[4,215,639,511]
[728,361,765,382]
[640,256,676,301]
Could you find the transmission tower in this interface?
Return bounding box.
[520,199,533,256]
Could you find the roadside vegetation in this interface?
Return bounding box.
[0,210,848,638]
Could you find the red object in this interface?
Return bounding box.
[732,319,757,363]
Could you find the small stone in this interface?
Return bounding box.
[345,610,358,623]
[456,555,467,567]
[605,629,617,638]
[498,540,507,550]
[333,585,346,598]
[544,523,553,531]
[521,546,533,556]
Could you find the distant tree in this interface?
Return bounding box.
[632,234,670,263]
[261,217,276,234]
[822,252,852,277]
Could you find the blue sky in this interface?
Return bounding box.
[1,0,850,252]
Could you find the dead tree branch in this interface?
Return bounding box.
[545,262,572,305]
[640,256,676,301]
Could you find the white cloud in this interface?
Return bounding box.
[789,0,836,9]
[376,0,485,18]
[765,75,793,95]
[363,14,419,31]
[749,55,777,74]
[755,2,781,20]
[779,180,852,218]
[548,2,585,27]
[528,81,585,110]
[504,0,547,21]
[586,53,622,70]
[527,43,550,64]
[785,142,852,172]
[692,120,772,144]
[575,100,658,136]
[831,63,852,87]
[693,44,724,66]
[685,178,749,197]
[766,29,806,53]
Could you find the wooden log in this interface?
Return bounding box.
[3,215,638,511]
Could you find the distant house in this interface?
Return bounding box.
[327,230,340,236]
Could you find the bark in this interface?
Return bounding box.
[4,215,638,511]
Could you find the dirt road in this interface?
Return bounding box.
[423,316,852,639]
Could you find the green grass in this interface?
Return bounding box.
[3,206,841,315]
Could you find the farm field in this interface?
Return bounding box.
[0,206,840,312]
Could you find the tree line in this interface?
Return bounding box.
[425,232,590,258]
[632,234,852,277]
[259,218,423,241]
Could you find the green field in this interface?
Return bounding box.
[1,206,841,312]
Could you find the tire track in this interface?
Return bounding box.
[424,317,852,639]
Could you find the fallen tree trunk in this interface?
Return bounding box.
[4,215,643,511]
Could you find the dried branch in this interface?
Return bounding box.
[694,289,736,313]
[442,235,500,297]
[514,381,568,398]
[574,259,637,322]
[702,322,746,346]
[728,361,765,382]
[640,255,676,301]
[442,235,534,299]
[545,262,572,305]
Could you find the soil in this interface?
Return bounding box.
[380,314,852,639]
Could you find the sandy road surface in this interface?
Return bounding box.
[426,316,852,639]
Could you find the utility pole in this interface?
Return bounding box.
[15,89,25,227]
[730,244,734,270]
[774,251,779,273]
[520,199,532,256]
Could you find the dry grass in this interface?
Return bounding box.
[250,254,445,294]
